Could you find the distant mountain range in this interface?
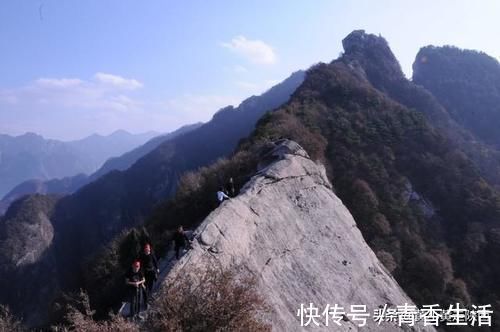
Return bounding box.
[0,123,202,215]
[0,130,159,198]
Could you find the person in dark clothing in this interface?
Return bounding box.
[140,243,159,305]
[125,260,146,318]
[227,177,236,197]
[173,225,190,259]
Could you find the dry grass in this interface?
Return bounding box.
[51,290,139,332]
[145,265,271,332]
[0,305,24,332]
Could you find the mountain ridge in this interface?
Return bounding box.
[66,32,500,330]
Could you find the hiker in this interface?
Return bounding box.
[140,243,159,305]
[217,187,230,204]
[227,177,236,197]
[173,225,190,259]
[125,260,146,318]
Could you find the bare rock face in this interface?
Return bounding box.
[165,140,435,331]
[0,194,56,268]
[0,194,60,326]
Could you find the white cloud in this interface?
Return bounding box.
[0,73,144,113]
[78,93,243,139]
[94,72,143,90]
[0,73,244,139]
[221,35,277,65]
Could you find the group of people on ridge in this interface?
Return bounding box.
[125,181,236,319]
[125,243,159,318]
[125,226,192,318]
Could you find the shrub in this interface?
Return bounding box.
[376,250,397,273]
[145,265,271,331]
[0,305,24,332]
[52,290,138,332]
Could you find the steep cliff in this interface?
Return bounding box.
[164,140,435,331]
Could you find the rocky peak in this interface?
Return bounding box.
[164,140,435,331]
[342,30,387,54]
[341,30,404,81]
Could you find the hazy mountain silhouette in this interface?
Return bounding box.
[0,123,202,215]
[0,130,158,198]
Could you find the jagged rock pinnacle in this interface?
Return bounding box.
[341,30,404,80]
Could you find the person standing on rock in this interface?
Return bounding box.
[226,177,236,197]
[216,187,230,205]
[173,225,191,259]
[125,260,146,318]
[140,243,159,306]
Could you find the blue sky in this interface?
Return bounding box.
[1,0,499,140]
